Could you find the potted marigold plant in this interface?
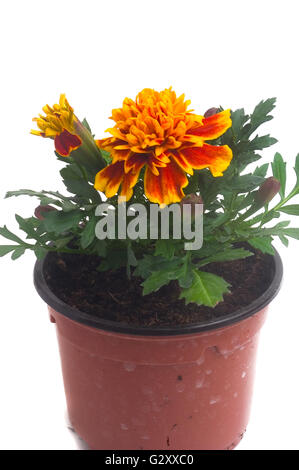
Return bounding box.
[1,88,299,450]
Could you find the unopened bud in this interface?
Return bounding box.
[204,107,219,118]
[180,193,204,220]
[255,177,281,205]
[34,205,56,220]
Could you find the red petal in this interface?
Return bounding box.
[180,144,233,176]
[94,161,124,198]
[54,129,82,156]
[188,109,231,141]
[144,159,188,204]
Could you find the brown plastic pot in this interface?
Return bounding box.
[34,250,283,450]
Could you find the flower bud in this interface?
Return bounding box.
[180,193,204,220]
[255,177,281,206]
[204,107,219,118]
[31,94,105,175]
[34,205,56,220]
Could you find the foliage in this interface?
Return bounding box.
[2,99,299,309]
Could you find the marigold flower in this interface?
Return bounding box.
[94,88,233,204]
[31,94,82,157]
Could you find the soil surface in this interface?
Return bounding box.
[44,245,275,327]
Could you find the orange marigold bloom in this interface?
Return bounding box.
[31,94,82,157]
[95,88,233,204]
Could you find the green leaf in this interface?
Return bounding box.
[60,165,101,201]
[283,228,299,240]
[271,152,286,199]
[54,236,74,249]
[180,270,230,307]
[231,108,249,140]
[11,246,26,260]
[248,237,275,255]
[43,210,82,234]
[294,153,299,187]
[94,240,107,257]
[15,215,38,240]
[142,271,172,295]
[99,149,112,165]
[80,217,97,249]
[253,163,269,178]
[243,98,276,138]
[279,205,299,216]
[229,174,265,192]
[0,226,25,245]
[127,243,138,278]
[0,245,18,257]
[97,243,127,271]
[198,248,253,267]
[154,239,175,259]
[279,234,289,247]
[5,189,72,202]
[247,135,277,151]
[185,171,199,195]
[34,245,48,260]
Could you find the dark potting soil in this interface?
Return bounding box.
[43,246,275,327]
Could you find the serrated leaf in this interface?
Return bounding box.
[11,246,26,260]
[229,174,265,192]
[231,108,249,140]
[54,236,73,249]
[43,210,82,234]
[80,217,97,249]
[154,239,175,259]
[0,226,25,245]
[248,237,275,255]
[142,271,172,295]
[180,270,230,307]
[243,98,276,138]
[283,228,299,240]
[294,153,299,187]
[0,245,18,257]
[247,135,277,151]
[34,245,47,260]
[5,189,71,202]
[271,152,286,199]
[279,205,299,216]
[253,163,269,178]
[15,214,37,239]
[198,248,253,267]
[60,165,101,201]
[279,234,289,247]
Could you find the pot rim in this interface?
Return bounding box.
[34,249,283,337]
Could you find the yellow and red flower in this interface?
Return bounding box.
[31,94,82,157]
[95,88,233,204]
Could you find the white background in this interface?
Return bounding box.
[0,0,298,450]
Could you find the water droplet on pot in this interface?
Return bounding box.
[176,382,185,393]
[123,362,136,372]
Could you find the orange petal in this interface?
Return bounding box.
[180,143,233,176]
[120,166,144,201]
[94,161,124,198]
[54,129,82,157]
[124,153,147,174]
[188,109,231,141]
[144,159,188,204]
[170,150,194,175]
